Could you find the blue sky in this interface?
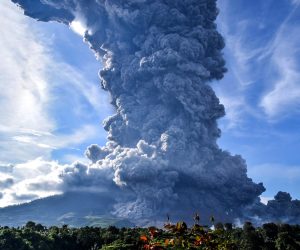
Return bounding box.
[0,0,299,206]
[216,0,300,201]
[0,1,112,164]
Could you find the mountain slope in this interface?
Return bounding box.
[0,192,134,227]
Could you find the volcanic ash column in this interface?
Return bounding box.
[12,0,265,223]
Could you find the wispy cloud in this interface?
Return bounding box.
[213,86,247,129]
[0,1,56,163]
[259,7,300,118]
[11,124,100,150]
[51,62,112,115]
[215,1,264,129]
[220,23,263,87]
[0,2,110,165]
[216,0,300,127]
[291,0,300,6]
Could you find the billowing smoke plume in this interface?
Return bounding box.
[244,192,300,225]
[12,0,298,225]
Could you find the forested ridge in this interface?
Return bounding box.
[0,219,300,249]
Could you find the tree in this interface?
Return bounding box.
[275,232,300,250]
[239,222,264,250]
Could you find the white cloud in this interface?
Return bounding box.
[260,25,300,118]
[70,20,87,36]
[260,196,272,205]
[0,1,54,133]
[11,124,100,151]
[0,2,110,165]
[217,0,300,124]
[215,1,263,129]
[0,1,56,163]
[256,3,300,118]
[0,2,112,207]
[217,3,262,88]
[0,158,65,207]
[69,7,92,37]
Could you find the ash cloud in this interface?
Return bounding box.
[245,192,300,225]
[10,0,300,224]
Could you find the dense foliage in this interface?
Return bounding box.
[0,220,299,249]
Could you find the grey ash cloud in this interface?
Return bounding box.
[244,192,300,225]
[10,0,300,225]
